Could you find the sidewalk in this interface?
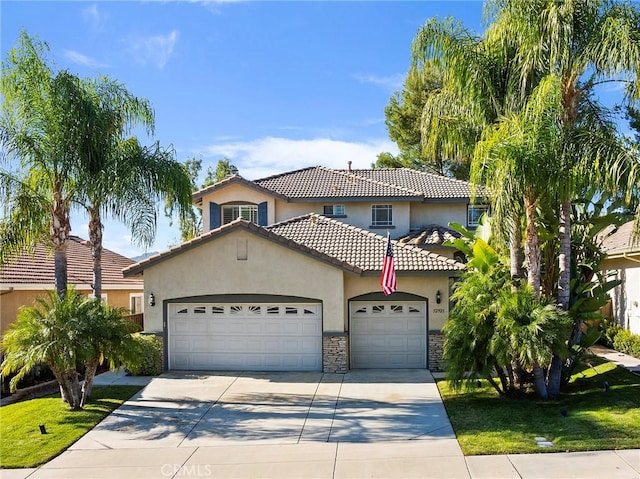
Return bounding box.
[590,344,640,375]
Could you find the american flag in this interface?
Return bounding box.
[380,232,397,296]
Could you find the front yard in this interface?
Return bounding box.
[0,385,142,468]
[438,355,640,455]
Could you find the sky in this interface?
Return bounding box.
[1,1,487,258]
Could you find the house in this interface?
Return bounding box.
[123,166,486,372]
[601,220,640,335]
[0,236,144,334]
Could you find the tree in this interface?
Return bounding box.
[0,32,89,298]
[74,77,193,299]
[0,289,141,410]
[413,1,640,398]
[376,64,474,177]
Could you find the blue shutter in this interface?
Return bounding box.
[209,202,220,230]
[258,202,268,226]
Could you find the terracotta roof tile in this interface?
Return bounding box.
[254,167,425,200]
[0,236,143,286]
[601,221,640,255]
[253,166,482,200]
[124,215,465,276]
[266,214,464,272]
[398,225,462,247]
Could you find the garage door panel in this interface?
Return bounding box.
[169,302,322,371]
[350,301,427,369]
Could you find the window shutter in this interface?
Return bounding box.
[209,202,220,230]
[258,202,268,226]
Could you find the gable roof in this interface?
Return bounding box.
[191,174,289,203]
[398,225,462,247]
[601,220,640,256]
[0,236,143,287]
[123,215,464,277]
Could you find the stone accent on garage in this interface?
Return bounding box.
[428,331,445,372]
[323,332,348,373]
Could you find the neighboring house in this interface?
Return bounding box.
[601,220,640,335]
[124,166,485,372]
[0,236,144,334]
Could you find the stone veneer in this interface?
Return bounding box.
[428,331,445,372]
[323,332,348,373]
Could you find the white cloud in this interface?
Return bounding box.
[62,49,109,68]
[127,30,179,69]
[352,73,405,92]
[195,136,399,180]
[82,4,108,30]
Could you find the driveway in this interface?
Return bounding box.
[13,370,640,478]
[71,369,456,449]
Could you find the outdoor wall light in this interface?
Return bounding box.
[148,293,156,307]
[436,290,442,304]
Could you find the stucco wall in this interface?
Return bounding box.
[200,185,276,232]
[410,202,467,229]
[0,287,141,335]
[608,265,640,335]
[142,229,346,333]
[343,275,452,331]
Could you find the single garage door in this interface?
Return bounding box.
[168,302,322,371]
[350,301,427,369]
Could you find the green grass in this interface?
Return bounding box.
[437,356,640,455]
[0,385,142,468]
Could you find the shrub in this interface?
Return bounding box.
[612,330,640,359]
[124,334,163,376]
[599,317,622,348]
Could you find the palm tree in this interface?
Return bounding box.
[0,33,90,298]
[1,290,93,409]
[1,289,141,410]
[487,0,640,310]
[75,76,192,298]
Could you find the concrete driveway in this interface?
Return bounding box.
[10,370,640,479]
[71,369,456,449]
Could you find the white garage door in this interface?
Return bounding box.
[350,301,427,369]
[168,302,322,371]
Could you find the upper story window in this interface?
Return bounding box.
[323,204,345,216]
[468,205,489,227]
[371,204,393,227]
[222,204,258,224]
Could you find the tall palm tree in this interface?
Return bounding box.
[0,33,90,298]
[75,77,192,298]
[487,0,640,311]
[485,0,640,397]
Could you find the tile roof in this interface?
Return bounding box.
[253,166,483,200]
[342,168,483,199]
[601,221,640,255]
[254,167,425,200]
[265,214,464,272]
[124,215,465,276]
[0,236,143,286]
[398,225,462,247]
[192,174,288,203]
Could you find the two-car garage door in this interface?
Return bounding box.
[168,302,322,371]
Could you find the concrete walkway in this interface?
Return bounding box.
[590,345,640,375]
[1,369,639,479]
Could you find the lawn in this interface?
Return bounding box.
[438,356,640,455]
[0,385,142,468]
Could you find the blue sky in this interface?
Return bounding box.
[1,1,486,257]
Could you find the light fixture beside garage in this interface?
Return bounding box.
[435,290,442,304]
[148,292,156,307]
